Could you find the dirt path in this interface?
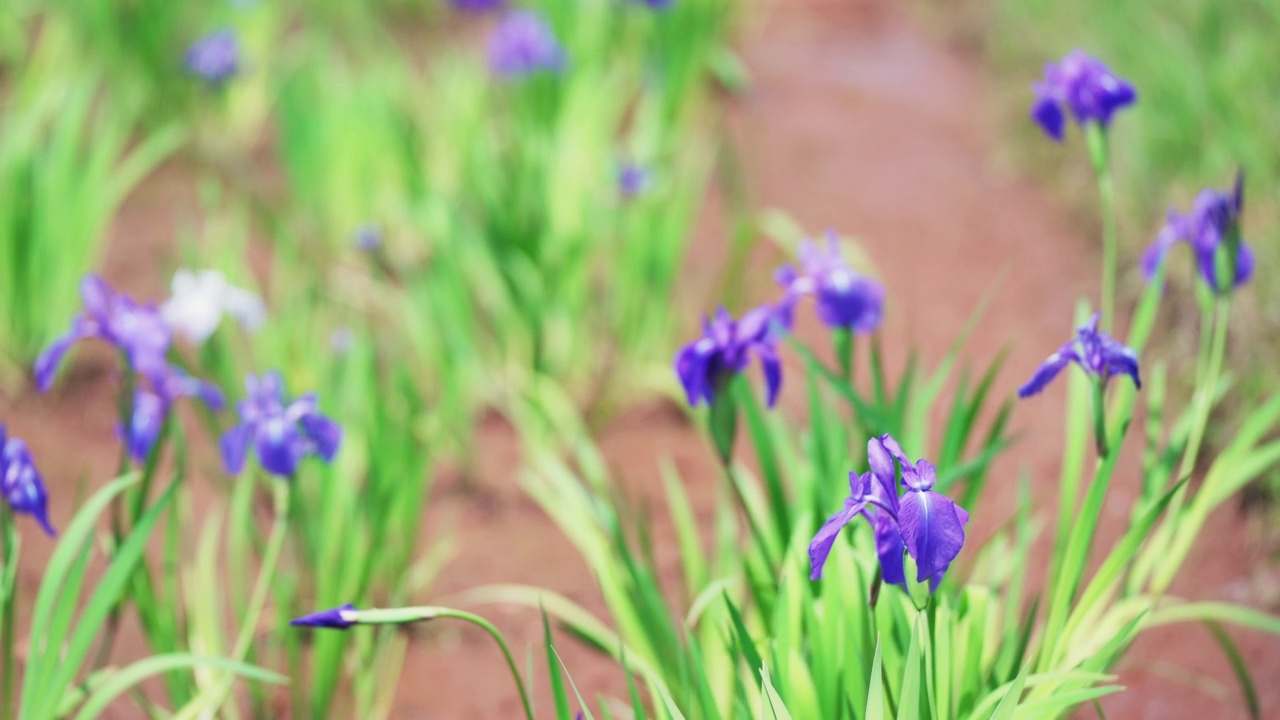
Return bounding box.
[3,2,1276,718]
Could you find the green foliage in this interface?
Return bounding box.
[0,61,179,382]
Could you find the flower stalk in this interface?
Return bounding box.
[1086,123,1119,334]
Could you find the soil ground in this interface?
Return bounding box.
[2,2,1277,718]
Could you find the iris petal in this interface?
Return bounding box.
[897,489,967,584]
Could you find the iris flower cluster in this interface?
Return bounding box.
[674,233,883,409]
[220,372,342,479]
[809,435,968,591]
[1018,312,1140,399]
[674,306,783,409]
[1030,50,1136,141]
[775,233,884,334]
[35,275,225,462]
[1,425,54,536]
[1142,172,1253,294]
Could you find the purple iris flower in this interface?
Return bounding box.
[35,275,224,463]
[808,435,968,592]
[220,372,342,478]
[1031,50,1136,141]
[674,305,783,409]
[291,603,358,629]
[1141,172,1252,293]
[487,11,566,78]
[775,233,884,334]
[35,275,171,392]
[618,163,649,199]
[1,425,55,536]
[1018,312,1140,398]
[184,30,240,85]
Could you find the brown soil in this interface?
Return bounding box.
[2,2,1277,719]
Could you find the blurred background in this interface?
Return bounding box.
[0,0,1277,717]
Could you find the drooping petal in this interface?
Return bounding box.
[808,503,862,580]
[1017,346,1079,398]
[1103,341,1141,389]
[1031,94,1065,141]
[869,511,905,587]
[124,391,167,462]
[290,603,358,629]
[255,416,300,477]
[896,489,967,584]
[1234,242,1255,287]
[301,413,342,463]
[33,330,81,392]
[220,423,254,475]
[674,338,715,406]
[755,344,783,408]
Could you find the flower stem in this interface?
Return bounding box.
[1091,379,1109,457]
[346,607,536,720]
[1086,123,1118,334]
[1146,298,1230,594]
[203,480,291,711]
[1,509,17,720]
[428,609,534,720]
[833,328,855,384]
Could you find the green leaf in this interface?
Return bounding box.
[72,654,285,720]
[759,666,793,720]
[988,664,1029,720]
[866,636,886,720]
[21,474,139,719]
[1203,621,1261,720]
[545,608,574,719]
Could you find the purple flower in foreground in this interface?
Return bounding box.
[1142,171,1252,293]
[488,11,565,78]
[220,372,342,478]
[775,232,884,334]
[35,275,171,392]
[291,603,358,630]
[809,435,967,591]
[1,426,55,536]
[1018,312,1139,398]
[1031,50,1135,141]
[184,30,240,85]
[674,305,783,408]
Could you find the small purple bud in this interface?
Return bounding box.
[1,430,56,537]
[291,603,358,630]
